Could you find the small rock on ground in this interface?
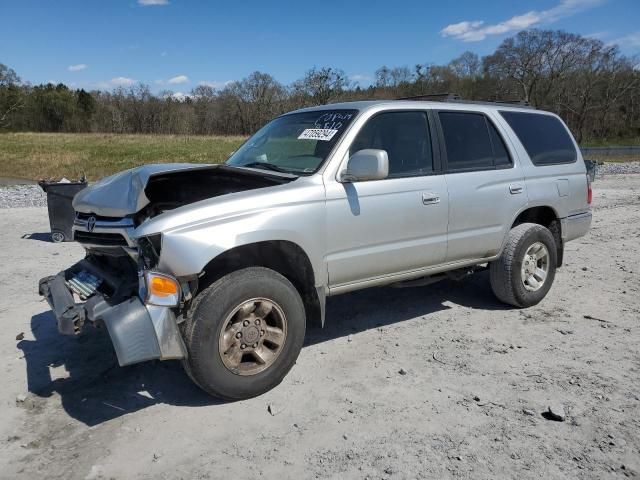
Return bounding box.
[546,404,566,422]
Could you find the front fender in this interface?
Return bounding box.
[152,204,326,285]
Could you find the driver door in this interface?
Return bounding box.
[324,110,449,289]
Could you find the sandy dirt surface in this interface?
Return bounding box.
[0,175,638,480]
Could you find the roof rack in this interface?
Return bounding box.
[396,93,462,101]
[395,92,534,109]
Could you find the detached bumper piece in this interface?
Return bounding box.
[39,273,86,335]
[38,259,186,366]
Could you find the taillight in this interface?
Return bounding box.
[587,175,592,205]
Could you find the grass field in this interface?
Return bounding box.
[0,132,638,181]
[0,132,246,181]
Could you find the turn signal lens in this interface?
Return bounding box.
[149,275,178,297]
[144,271,180,307]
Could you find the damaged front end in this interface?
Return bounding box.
[38,252,188,366]
[38,163,294,366]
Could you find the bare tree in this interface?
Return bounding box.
[0,63,23,129]
[1,29,639,142]
[292,67,350,106]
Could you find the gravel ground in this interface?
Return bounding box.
[0,175,638,479]
[0,185,47,209]
[596,161,640,175]
[0,161,638,209]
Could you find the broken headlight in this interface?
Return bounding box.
[138,234,162,269]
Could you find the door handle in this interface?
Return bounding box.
[422,193,440,205]
[509,184,524,195]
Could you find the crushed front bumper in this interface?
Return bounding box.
[38,261,187,366]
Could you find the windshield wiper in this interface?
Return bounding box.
[239,162,296,175]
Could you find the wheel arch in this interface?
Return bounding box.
[507,205,564,266]
[197,240,325,328]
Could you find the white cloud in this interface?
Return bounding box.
[198,80,232,89]
[441,0,606,42]
[95,77,137,88]
[584,31,610,40]
[168,75,189,85]
[68,64,87,72]
[610,31,640,49]
[348,74,372,84]
[138,0,169,5]
[168,92,192,101]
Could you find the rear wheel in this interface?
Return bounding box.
[490,223,557,308]
[182,267,306,400]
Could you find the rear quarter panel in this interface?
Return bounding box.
[492,110,589,219]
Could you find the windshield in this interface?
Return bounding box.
[226,109,358,174]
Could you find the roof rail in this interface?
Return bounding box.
[396,93,461,101]
[395,93,534,109]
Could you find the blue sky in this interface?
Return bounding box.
[0,0,638,94]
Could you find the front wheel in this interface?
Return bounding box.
[182,267,306,400]
[490,223,557,308]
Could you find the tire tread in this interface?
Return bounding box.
[490,223,552,308]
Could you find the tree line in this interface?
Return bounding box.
[1,29,638,143]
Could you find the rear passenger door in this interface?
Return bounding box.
[435,110,527,262]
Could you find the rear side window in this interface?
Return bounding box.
[351,111,433,178]
[438,112,512,172]
[500,111,577,165]
[488,121,511,168]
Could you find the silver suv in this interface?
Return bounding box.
[39,99,592,399]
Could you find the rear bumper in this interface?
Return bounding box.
[561,211,592,242]
[38,263,186,366]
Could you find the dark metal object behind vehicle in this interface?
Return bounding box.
[38,180,87,242]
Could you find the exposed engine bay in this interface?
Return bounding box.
[137,165,291,222]
[70,164,296,261]
[72,163,294,222]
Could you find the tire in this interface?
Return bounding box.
[182,267,306,400]
[490,223,557,308]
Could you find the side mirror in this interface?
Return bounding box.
[340,149,389,182]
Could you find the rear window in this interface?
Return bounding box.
[500,111,577,166]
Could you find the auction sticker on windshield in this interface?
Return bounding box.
[298,128,338,141]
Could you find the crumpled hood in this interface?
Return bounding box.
[72,163,215,217]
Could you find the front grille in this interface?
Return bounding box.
[73,211,135,250]
[76,212,122,222]
[74,231,128,247]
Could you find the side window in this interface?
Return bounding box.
[499,111,577,165]
[439,112,513,171]
[350,111,433,177]
[487,120,512,168]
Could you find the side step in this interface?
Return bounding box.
[390,266,486,288]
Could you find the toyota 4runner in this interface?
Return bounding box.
[39,99,592,399]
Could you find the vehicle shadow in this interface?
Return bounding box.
[21,232,53,243]
[18,312,219,427]
[19,271,507,427]
[306,271,508,345]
